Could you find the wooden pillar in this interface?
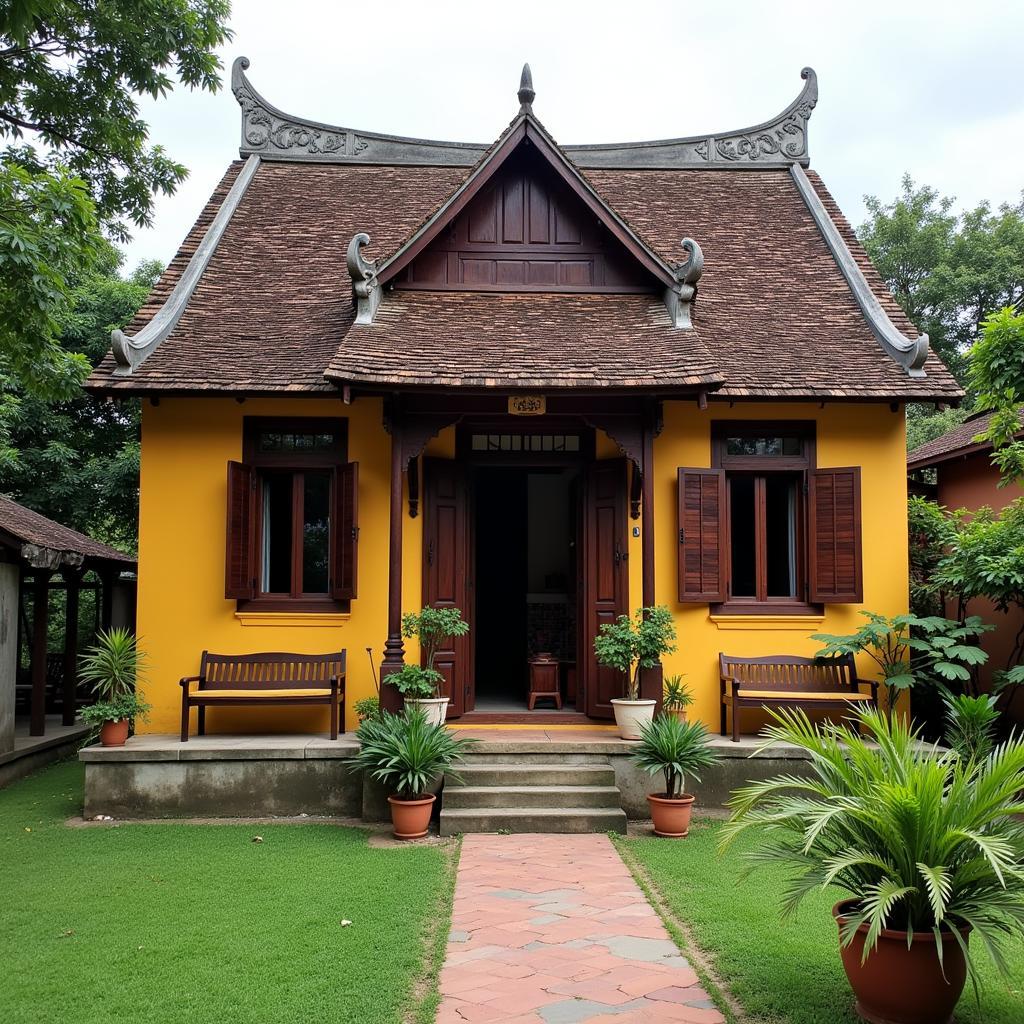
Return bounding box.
[29,572,50,736]
[100,567,114,631]
[379,411,405,713]
[0,562,18,754]
[639,406,663,705]
[62,569,81,726]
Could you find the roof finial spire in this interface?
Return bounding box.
[517,63,535,113]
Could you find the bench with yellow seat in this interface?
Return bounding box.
[179,650,345,741]
[719,652,876,742]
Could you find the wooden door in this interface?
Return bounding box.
[582,458,629,719]
[423,457,471,717]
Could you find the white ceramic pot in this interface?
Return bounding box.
[404,697,450,726]
[611,698,656,740]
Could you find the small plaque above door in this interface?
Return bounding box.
[508,395,546,416]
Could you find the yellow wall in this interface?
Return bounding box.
[137,398,906,735]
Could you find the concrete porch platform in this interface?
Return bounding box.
[80,728,811,823]
[1,718,91,789]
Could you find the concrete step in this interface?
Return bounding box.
[449,762,616,788]
[439,806,627,836]
[443,784,622,810]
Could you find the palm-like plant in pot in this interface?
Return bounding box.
[662,675,694,722]
[632,715,720,837]
[393,606,469,725]
[594,606,676,739]
[78,628,151,746]
[721,706,1024,1024]
[351,708,473,839]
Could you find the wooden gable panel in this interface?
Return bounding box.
[396,147,654,294]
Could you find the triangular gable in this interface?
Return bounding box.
[345,107,704,326]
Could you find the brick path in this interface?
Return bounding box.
[436,834,725,1023]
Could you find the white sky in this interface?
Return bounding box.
[120,0,1024,270]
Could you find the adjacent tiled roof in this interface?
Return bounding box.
[907,410,1024,469]
[89,151,963,400]
[0,494,135,565]
[330,292,723,388]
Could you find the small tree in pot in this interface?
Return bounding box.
[631,715,720,837]
[594,605,676,739]
[721,706,1024,1024]
[662,675,694,723]
[351,707,473,839]
[396,606,469,724]
[78,628,150,746]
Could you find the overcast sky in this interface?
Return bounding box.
[120,0,1024,271]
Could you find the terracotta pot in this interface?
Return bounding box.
[667,707,688,724]
[99,718,130,747]
[833,899,970,1024]
[404,697,449,726]
[647,793,695,837]
[611,698,656,739]
[388,794,436,840]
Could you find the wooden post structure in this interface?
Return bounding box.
[29,572,50,736]
[639,405,663,706]
[379,407,405,713]
[62,569,81,726]
[100,567,114,631]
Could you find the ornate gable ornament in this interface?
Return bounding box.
[232,57,817,169]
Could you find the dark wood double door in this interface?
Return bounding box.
[422,456,628,718]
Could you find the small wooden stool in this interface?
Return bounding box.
[528,654,562,710]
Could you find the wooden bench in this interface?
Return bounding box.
[719,653,876,742]
[179,651,346,742]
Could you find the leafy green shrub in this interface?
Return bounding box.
[394,606,469,699]
[350,708,473,799]
[945,694,1001,763]
[662,675,694,712]
[721,707,1024,984]
[908,496,956,617]
[631,715,719,798]
[594,606,677,700]
[353,695,380,722]
[813,612,990,709]
[79,692,149,725]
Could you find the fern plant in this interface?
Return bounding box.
[350,708,473,799]
[721,706,1024,985]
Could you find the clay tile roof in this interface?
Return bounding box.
[87,154,964,401]
[329,292,723,389]
[907,410,1024,469]
[0,494,134,565]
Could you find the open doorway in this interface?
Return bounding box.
[472,466,580,711]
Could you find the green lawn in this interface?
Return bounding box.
[619,822,1024,1024]
[1,761,452,1024]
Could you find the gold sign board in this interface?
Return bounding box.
[508,395,546,416]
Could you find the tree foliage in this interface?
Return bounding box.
[860,176,1024,385]
[968,307,1024,484]
[0,0,231,403]
[0,244,160,550]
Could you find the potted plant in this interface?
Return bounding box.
[396,606,469,725]
[632,714,720,837]
[351,707,473,839]
[721,706,1024,1024]
[353,695,380,723]
[594,605,677,739]
[78,628,151,746]
[662,675,693,723]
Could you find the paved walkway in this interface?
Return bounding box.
[437,834,725,1023]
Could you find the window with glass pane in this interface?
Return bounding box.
[727,472,801,602]
[259,470,332,596]
[469,433,582,454]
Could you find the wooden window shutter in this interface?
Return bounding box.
[808,467,863,603]
[225,461,255,600]
[677,468,727,603]
[331,462,359,599]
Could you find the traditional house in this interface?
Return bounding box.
[87,60,961,743]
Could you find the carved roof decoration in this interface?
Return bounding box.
[344,79,705,328]
[232,57,818,170]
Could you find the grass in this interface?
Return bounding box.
[1,761,451,1024]
[618,821,1024,1024]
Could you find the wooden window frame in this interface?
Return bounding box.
[240,417,349,612]
[711,422,821,616]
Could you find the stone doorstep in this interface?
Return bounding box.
[79,734,361,762]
